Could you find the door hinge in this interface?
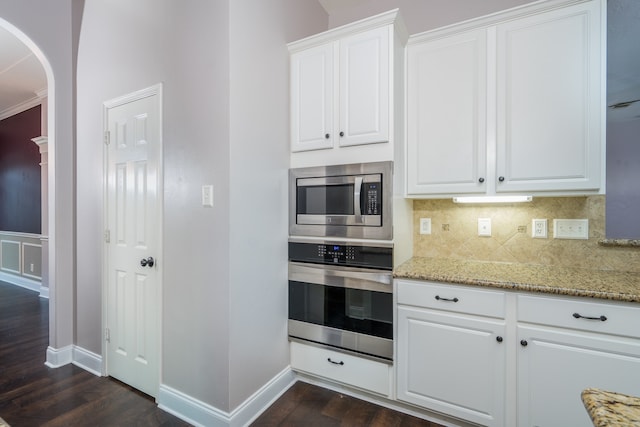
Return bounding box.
[104,130,110,145]
[105,328,111,343]
[104,229,110,243]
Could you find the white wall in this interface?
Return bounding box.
[77,0,326,414]
[227,0,327,410]
[76,0,233,408]
[0,0,80,354]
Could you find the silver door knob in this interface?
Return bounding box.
[140,257,155,267]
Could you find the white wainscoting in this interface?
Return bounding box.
[0,231,44,297]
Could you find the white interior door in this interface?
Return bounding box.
[104,85,162,398]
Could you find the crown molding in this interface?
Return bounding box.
[0,96,44,121]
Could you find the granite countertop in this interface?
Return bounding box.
[582,388,640,426]
[393,257,640,303]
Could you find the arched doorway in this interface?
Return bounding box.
[0,16,58,364]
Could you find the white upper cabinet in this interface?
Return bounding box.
[290,43,335,152]
[289,10,407,168]
[407,28,488,195]
[406,0,605,198]
[495,1,604,193]
[338,27,389,147]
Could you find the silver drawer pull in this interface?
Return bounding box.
[435,295,459,303]
[573,312,607,322]
[327,358,344,366]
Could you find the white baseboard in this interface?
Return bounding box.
[0,271,41,294]
[45,345,73,368]
[72,345,103,376]
[229,367,296,427]
[158,367,296,427]
[39,285,49,299]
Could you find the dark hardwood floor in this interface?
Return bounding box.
[0,280,440,426]
[0,281,190,427]
[252,381,441,426]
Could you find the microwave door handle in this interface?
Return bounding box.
[354,176,363,217]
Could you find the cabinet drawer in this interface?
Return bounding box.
[290,341,391,396]
[518,295,640,339]
[396,280,505,318]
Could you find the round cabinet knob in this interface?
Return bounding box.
[498,176,505,182]
[496,336,503,343]
[339,131,344,137]
[520,339,528,347]
[478,177,485,183]
[325,133,330,139]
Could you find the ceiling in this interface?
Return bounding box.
[0,1,638,121]
[0,25,46,119]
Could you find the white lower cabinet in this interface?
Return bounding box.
[396,280,507,426]
[517,295,640,427]
[290,340,392,397]
[396,281,640,427]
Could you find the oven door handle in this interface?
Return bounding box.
[288,262,392,293]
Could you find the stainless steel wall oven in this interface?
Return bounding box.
[288,238,393,362]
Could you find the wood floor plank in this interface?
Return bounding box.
[0,281,191,427]
[0,280,442,426]
[251,381,440,426]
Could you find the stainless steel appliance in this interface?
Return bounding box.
[288,238,393,362]
[289,161,392,240]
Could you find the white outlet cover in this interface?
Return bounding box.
[532,219,548,238]
[478,218,491,237]
[420,218,432,235]
[553,219,589,239]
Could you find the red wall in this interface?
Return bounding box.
[0,105,42,234]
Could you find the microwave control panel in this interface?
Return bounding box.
[289,242,392,270]
[363,182,381,215]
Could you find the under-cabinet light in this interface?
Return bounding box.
[452,195,533,204]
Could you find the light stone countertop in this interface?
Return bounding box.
[393,257,640,303]
[581,388,640,426]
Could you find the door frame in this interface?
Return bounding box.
[101,83,164,395]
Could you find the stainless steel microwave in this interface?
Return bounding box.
[289,161,393,240]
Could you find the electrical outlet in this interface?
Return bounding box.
[478,218,491,237]
[532,219,548,238]
[553,219,589,239]
[419,218,432,235]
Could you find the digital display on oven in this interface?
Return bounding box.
[288,242,393,270]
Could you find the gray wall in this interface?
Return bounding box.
[227,0,327,409]
[76,0,326,413]
[0,0,80,353]
[325,0,537,33]
[606,118,640,238]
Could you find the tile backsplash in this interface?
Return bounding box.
[413,195,640,272]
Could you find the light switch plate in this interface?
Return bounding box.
[478,218,491,237]
[420,218,432,235]
[202,185,214,207]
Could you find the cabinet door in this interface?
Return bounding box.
[397,306,506,426]
[406,29,487,195]
[495,1,603,192]
[518,325,640,427]
[290,42,335,152]
[338,26,389,147]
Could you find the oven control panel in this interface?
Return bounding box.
[289,241,392,270]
